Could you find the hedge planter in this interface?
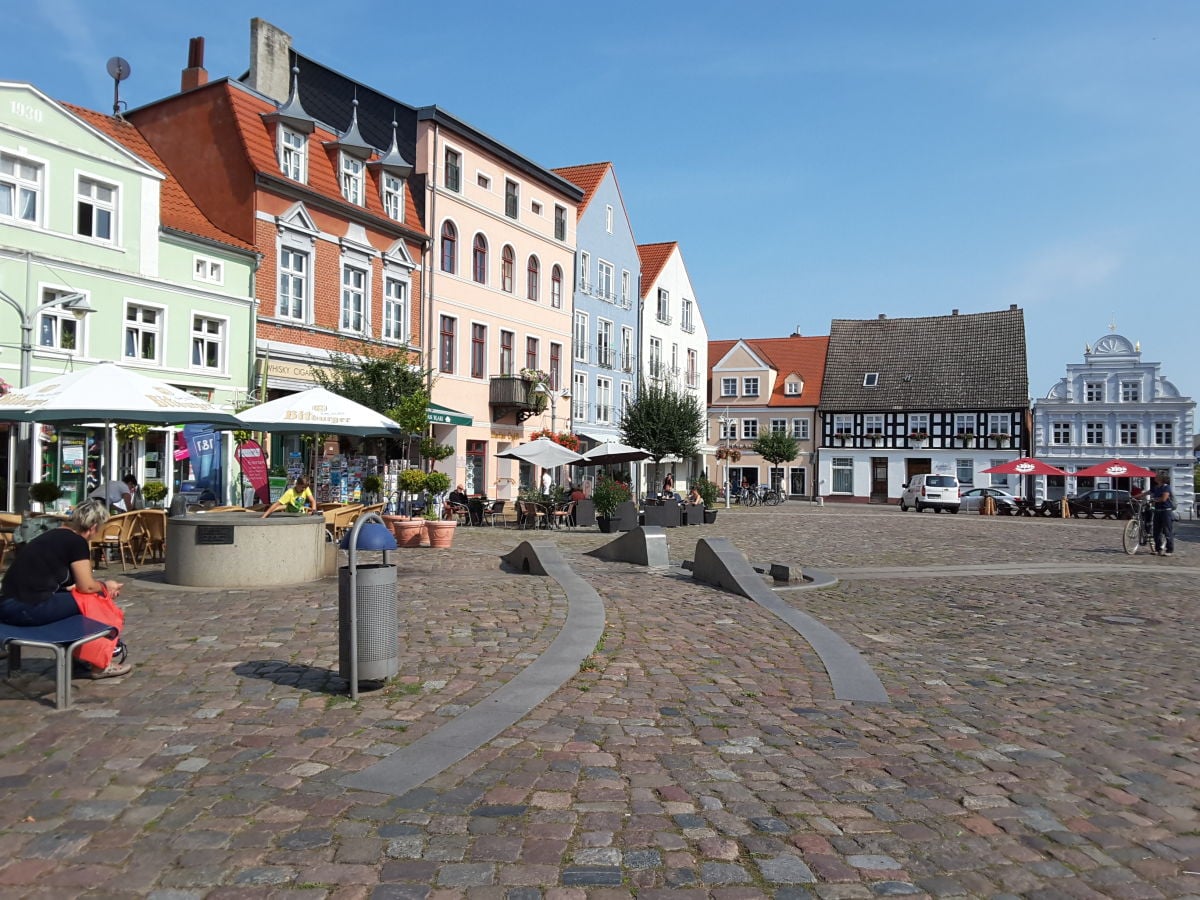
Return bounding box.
[392,518,425,548]
[703,508,719,524]
[425,519,456,548]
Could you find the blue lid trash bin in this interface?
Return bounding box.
[338,514,398,697]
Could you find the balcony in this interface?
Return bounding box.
[489,375,545,423]
[596,348,613,369]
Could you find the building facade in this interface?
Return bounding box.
[1033,331,1195,511]
[245,20,582,499]
[1,82,257,509]
[551,162,640,448]
[817,307,1029,503]
[708,333,828,499]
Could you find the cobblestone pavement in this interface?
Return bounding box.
[0,505,1197,899]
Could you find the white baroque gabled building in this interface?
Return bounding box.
[1033,332,1194,512]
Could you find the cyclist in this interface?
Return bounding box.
[1148,476,1175,557]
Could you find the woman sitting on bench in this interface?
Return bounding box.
[0,499,131,679]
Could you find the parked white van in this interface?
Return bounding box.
[899,474,961,513]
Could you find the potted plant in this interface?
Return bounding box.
[142,481,169,508]
[29,479,62,513]
[694,475,720,524]
[908,431,930,448]
[423,471,455,547]
[591,475,631,533]
[869,433,885,447]
[957,430,976,447]
[393,469,428,546]
[834,430,851,446]
[361,473,383,504]
[988,432,1012,447]
[115,423,150,443]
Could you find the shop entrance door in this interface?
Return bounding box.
[870,457,889,503]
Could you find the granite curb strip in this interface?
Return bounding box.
[339,541,605,796]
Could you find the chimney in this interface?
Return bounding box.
[248,18,294,104]
[181,36,208,91]
[790,325,803,337]
[951,309,959,316]
[877,313,887,319]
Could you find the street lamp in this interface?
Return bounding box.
[532,382,571,434]
[0,287,95,501]
[718,412,731,509]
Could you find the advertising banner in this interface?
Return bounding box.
[182,424,223,498]
[235,439,270,504]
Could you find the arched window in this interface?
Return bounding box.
[550,265,563,309]
[526,255,540,302]
[501,245,515,293]
[472,233,488,284]
[440,220,457,274]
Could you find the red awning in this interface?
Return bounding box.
[1072,459,1156,478]
[981,457,1068,477]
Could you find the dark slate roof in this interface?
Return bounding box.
[819,307,1029,410]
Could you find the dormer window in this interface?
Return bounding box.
[382,174,404,220]
[863,372,879,387]
[279,127,307,181]
[785,381,801,396]
[340,153,365,205]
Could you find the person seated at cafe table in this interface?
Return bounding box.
[568,483,585,503]
[89,473,139,513]
[260,476,317,517]
[687,485,703,506]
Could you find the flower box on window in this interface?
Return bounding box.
[868,433,885,446]
[833,431,851,446]
[957,431,976,447]
[908,431,930,448]
[988,432,1012,447]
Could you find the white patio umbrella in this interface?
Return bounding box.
[0,361,242,484]
[235,387,405,489]
[495,436,584,468]
[569,439,652,467]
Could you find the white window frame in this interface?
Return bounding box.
[123,301,165,365]
[382,173,404,221]
[1118,422,1139,446]
[1052,421,1072,445]
[956,458,974,486]
[1120,380,1140,402]
[340,153,365,205]
[621,327,633,373]
[605,204,613,233]
[597,260,615,302]
[76,174,116,242]
[277,246,310,322]
[833,414,854,436]
[193,255,224,285]
[1084,381,1104,402]
[987,414,1010,436]
[476,171,491,191]
[742,377,759,397]
[596,376,612,424]
[1085,421,1105,445]
[687,349,698,388]
[37,287,86,354]
[579,251,590,291]
[863,372,879,387]
[0,150,43,225]
[620,380,632,414]
[573,312,588,362]
[792,418,810,440]
[785,381,801,396]
[504,178,519,219]
[383,276,409,343]
[681,299,694,333]
[908,414,930,435]
[1154,421,1175,446]
[530,199,543,216]
[720,377,738,397]
[831,457,854,494]
[597,319,614,368]
[554,204,567,241]
[771,418,788,435]
[720,418,738,440]
[190,313,227,373]
[649,338,663,378]
[656,289,670,324]
[279,127,307,182]
[742,418,759,440]
[572,372,588,421]
[954,414,976,436]
[340,263,368,334]
[864,414,884,435]
[621,270,630,306]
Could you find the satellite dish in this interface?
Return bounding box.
[106,57,132,116]
[106,57,131,81]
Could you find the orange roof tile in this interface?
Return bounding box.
[637,242,676,299]
[65,102,256,253]
[551,162,610,216]
[708,335,830,407]
[223,83,426,238]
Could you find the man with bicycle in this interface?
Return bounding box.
[1148,476,1176,557]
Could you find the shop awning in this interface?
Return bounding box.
[427,402,472,427]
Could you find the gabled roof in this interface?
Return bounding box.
[551,162,608,214]
[709,336,830,407]
[65,102,255,253]
[637,241,677,298]
[820,308,1028,410]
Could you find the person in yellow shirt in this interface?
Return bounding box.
[261,476,317,517]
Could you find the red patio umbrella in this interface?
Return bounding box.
[981,457,1068,477]
[1072,459,1156,478]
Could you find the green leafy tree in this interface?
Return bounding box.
[620,380,705,483]
[752,431,799,469]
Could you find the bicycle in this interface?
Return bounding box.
[1122,497,1153,555]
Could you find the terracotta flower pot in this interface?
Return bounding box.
[392,518,425,548]
[425,519,456,548]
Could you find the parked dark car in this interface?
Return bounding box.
[1067,489,1133,519]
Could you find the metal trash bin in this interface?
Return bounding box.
[337,513,399,696]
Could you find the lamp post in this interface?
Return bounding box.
[718,413,731,509]
[0,287,95,504]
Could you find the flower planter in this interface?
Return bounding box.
[392,518,425,548]
[425,519,456,548]
[910,440,927,450]
[597,516,618,534]
[703,508,718,524]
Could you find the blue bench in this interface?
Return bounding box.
[1,616,118,710]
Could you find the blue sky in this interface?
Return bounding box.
[10,1,1199,405]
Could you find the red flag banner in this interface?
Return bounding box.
[235,439,271,504]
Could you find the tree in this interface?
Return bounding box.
[752,431,799,468]
[620,380,705,483]
[311,349,432,460]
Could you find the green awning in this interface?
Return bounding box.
[427,402,472,427]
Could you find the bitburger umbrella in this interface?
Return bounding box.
[234,387,404,438]
[981,457,1068,477]
[1073,458,1156,479]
